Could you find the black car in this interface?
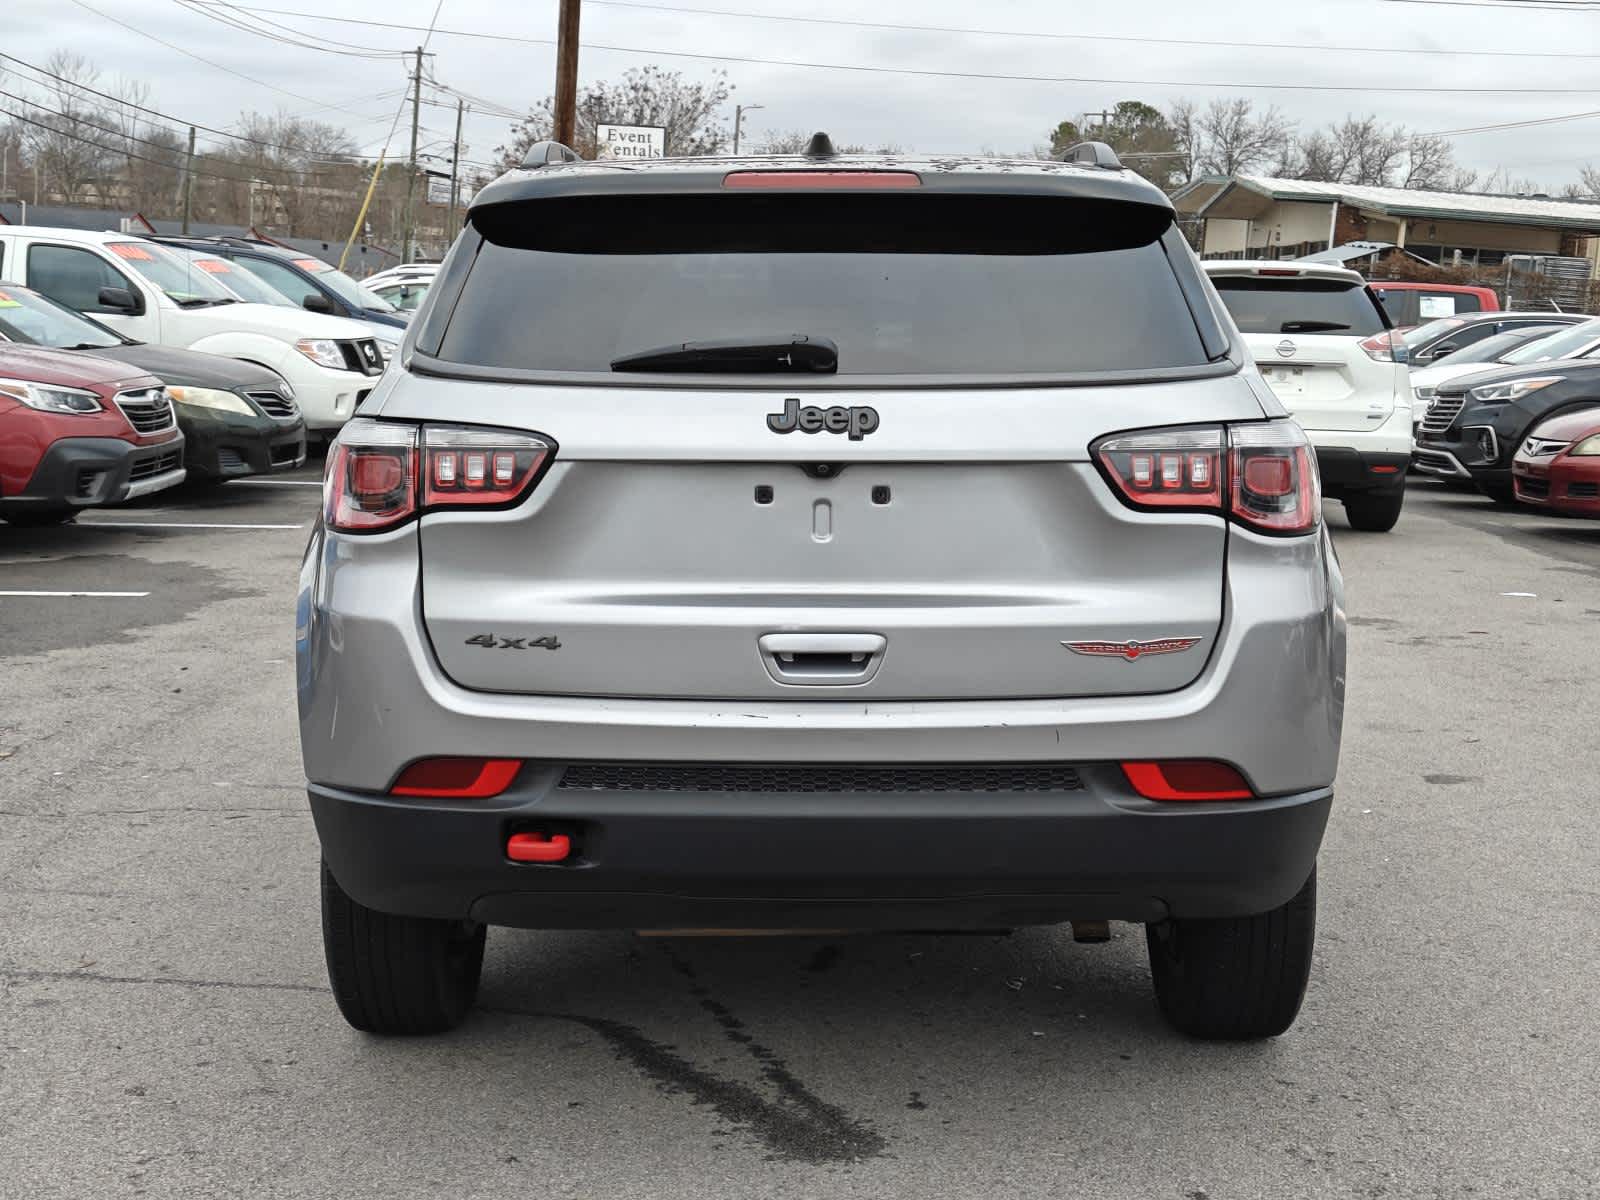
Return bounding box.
[150,236,407,331]
[1415,356,1600,503]
[1403,310,1586,368]
[0,282,306,481]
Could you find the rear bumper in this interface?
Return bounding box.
[310,768,1332,927]
[1313,447,1411,497]
[2,434,186,513]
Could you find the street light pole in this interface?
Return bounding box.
[733,103,763,155]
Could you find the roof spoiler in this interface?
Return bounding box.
[1057,141,1123,170]
[521,140,583,168]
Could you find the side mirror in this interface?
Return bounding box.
[1431,341,1459,360]
[302,293,336,315]
[97,285,138,313]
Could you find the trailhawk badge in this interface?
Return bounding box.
[1062,637,1202,661]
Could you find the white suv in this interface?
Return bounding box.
[1204,261,1411,532]
[0,227,387,433]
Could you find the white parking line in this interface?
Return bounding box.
[0,590,151,598]
[228,479,323,487]
[75,521,305,530]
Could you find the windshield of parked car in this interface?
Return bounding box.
[1447,327,1565,365]
[108,241,237,306]
[172,250,298,307]
[434,193,1212,376]
[1501,318,1600,365]
[0,283,127,349]
[1210,275,1389,336]
[287,255,396,312]
[1403,317,1468,347]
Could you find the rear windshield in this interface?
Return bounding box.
[435,194,1209,377]
[1210,276,1388,337]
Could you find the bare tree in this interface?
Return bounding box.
[20,51,114,204]
[1578,164,1600,196]
[1400,134,1456,191]
[214,112,358,236]
[497,67,733,166]
[1196,99,1293,177]
[1166,99,1198,184]
[102,77,184,214]
[753,129,902,155]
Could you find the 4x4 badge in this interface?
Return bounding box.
[465,633,562,651]
[767,398,880,440]
[1062,637,1200,661]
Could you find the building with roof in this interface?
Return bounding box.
[1173,175,1600,269]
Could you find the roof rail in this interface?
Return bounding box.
[521,140,582,168]
[1058,141,1123,170]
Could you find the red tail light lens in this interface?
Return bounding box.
[391,757,523,798]
[1121,760,1254,801]
[1094,426,1225,510]
[324,419,418,532]
[325,419,554,533]
[1359,330,1409,363]
[1229,422,1320,535]
[1093,421,1320,536]
[424,425,552,508]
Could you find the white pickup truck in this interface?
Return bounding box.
[0,226,388,433]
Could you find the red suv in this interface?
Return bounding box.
[1369,282,1500,329]
[0,343,185,526]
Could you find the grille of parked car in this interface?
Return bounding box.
[115,387,176,435]
[1568,482,1598,498]
[338,340,386,376]
[557,762,1087,794]
[1421,395,1466,436]
[247,390,299,419]
[128,449,182,481]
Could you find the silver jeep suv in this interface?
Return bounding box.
[298,139,1345,1040]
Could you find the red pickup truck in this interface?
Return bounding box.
[1368,281,1500,328]
[0,343,186,526]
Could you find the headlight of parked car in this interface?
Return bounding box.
[295,338,348,370]
[1568,434,1600,456]
[167,385,255,415]
[0,378,103,413]
[1468,377,1562,404]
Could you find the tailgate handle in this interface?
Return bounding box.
[759,633,886,686]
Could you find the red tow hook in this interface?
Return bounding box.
[506,831,572,863]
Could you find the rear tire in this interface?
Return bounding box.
[1146,868,1316,1040]
[1343,490,1404,532]
[320,860,486,1035]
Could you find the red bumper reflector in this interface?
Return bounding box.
[722,170,921,189]
[1369,464,1401,474]
[390,757,522,798]
[507,832,572,863]
[1121,760,1254,801]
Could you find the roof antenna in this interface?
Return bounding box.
[803,132,836,157]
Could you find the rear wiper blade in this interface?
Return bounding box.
[1280,320,1350,333]
[610,334,837,373]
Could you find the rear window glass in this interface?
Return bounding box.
[436,194,1208,376]
[1211,276,1387,337]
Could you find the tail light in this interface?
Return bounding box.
[1093,421,1321,536]
[1359,331,1409,363]
[1121,760,1254,801]
[325,418,554,533]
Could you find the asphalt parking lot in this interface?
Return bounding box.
[3,471,1598,1200]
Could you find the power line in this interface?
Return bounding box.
[1383,0,1600,8]
[173,5,1600,94]
[579,0,1600,61]
[0,51,393,158]
[208,0,1600,63]
[171,0,407,59]
[59,0,391,119]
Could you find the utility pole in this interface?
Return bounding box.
[554,0,581,148]
[181,125,196,235]
[733,103,763,155]
[401,45,423,263]
[448,98,465,233]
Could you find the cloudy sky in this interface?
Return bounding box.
[11,0,1600,186]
